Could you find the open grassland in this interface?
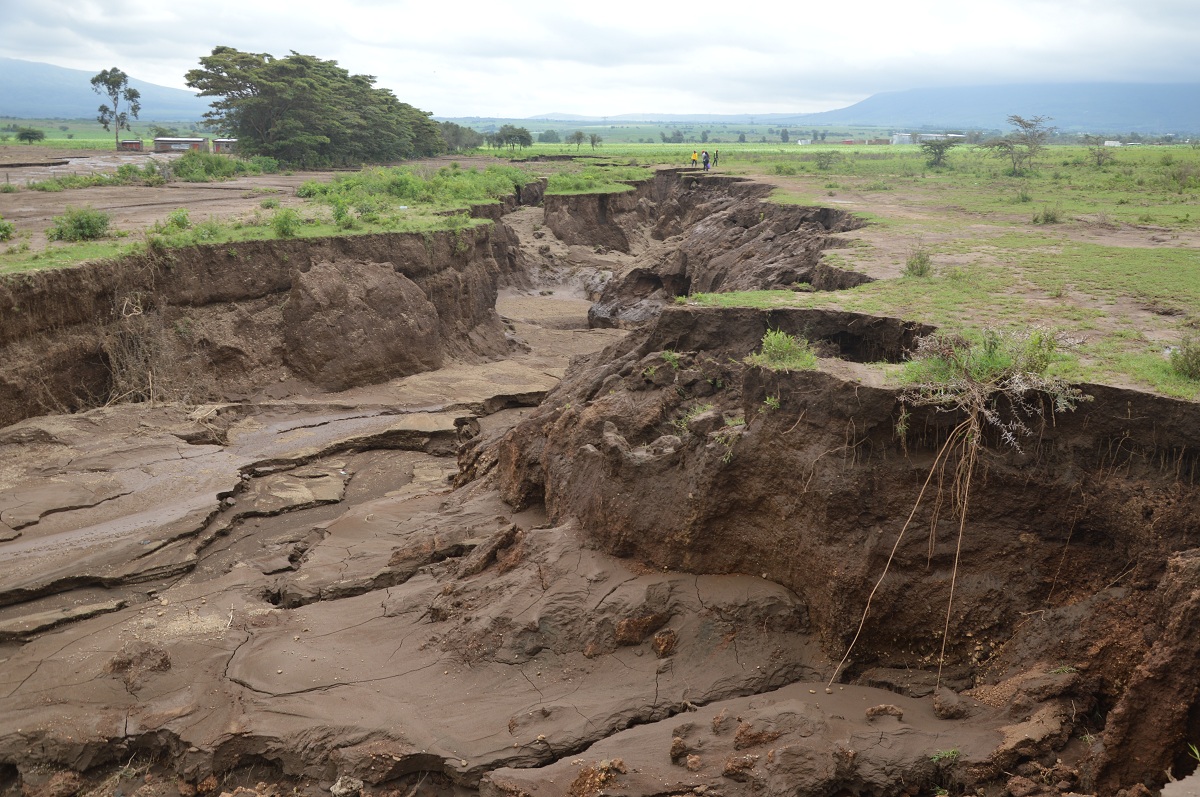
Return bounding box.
[664,142,1199,398]
[2,140,1197,397]
[0,160,532,274]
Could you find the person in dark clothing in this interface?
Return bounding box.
[713,149,719,167]
[701,150,710,170]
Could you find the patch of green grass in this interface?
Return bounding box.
[1010,241,1200,309]
[545,163,652,195]
[746,329,818,371]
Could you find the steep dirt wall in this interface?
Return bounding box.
[0,225,519,425]
[542,170,871,328]
[482,303,1200,788]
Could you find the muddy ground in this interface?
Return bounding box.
[1,149,1198,797]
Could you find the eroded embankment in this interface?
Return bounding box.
[481,302,1200,792]
[0,225,529,427]
[540,169,870,327]
[4,168,1195,797]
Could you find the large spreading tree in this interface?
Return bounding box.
[91,68,141,149]
[185,47,443,167]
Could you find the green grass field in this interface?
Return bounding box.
[2,138,1197,397]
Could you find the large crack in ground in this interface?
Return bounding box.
[1,170,1197,797]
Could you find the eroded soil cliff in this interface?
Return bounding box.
[1,167,1197,797]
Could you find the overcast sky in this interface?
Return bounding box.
[3,0,1198,118]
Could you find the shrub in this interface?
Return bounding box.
[814,151,841,171]
[164,207,191,231]
[260,198,280,209]
[171,151,247,182]
[746,329,818,371]
[271,208,302,238]
[904,244,933,278]
[247,155,280,173]
[1032,204,1063,224]
[1170,335,1200,380]
[0,183,18,194]
[0,216,15,242]
[47,206,111,241]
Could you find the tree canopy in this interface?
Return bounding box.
[440,121,484,152]
[491,125,533,151]
[981,114,1057,175]
[185,47,443,167]
[919,137,961,166]
[16,127,45,144]
[91,68,141,149]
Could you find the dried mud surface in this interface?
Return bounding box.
[1,162,1198,797]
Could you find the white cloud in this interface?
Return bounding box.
[2,0,1197,116]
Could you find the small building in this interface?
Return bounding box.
[1104,141,1122,147]
[213,139,238,154]
[153,137,208,153]
[118,139,143,152]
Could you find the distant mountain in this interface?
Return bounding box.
[783,84,1200,134]
[0,58,209,119]
[534,83,1200,134]
[5,61,1197,135]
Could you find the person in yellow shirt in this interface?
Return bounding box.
[691,150,699,168]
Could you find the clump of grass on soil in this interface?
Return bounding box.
[47,206,111,242]
[746,328,818,371]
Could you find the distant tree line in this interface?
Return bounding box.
[440,121,484,152]
[489,124,533,150]
[185,47,444,167]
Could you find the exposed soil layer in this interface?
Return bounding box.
[1,165,1198,797]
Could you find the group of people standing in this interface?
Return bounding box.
[690,149,719,170]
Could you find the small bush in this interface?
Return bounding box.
[1032,204,1063,224]
[904,244,933,278]
[0,183,18,194]
[191,219,223,242]
[814,151,841,171]
[271,208,302,238]
[164,207,191,231]
[0,216,15,241]
[171,151,248,182]
[746,329,818,371]
[772,163,798,176]
[1170,335,1200,380]
[247,155,280,173]
[47,206,111,241]
[260,198,280,209]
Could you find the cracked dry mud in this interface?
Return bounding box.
[1,165,1199,797]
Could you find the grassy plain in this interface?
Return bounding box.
[658,142,1200,398]
[2,137,1197,397]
